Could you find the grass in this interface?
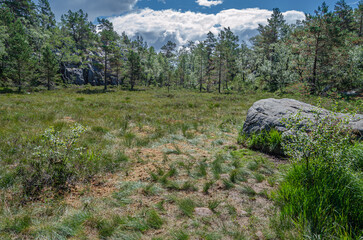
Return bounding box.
[0,86,360,239]
[177,198,196,217]
[238,128,284,156]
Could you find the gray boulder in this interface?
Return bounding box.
[64,67,85,85]
[242,98,363,138]
[86,63,104,85]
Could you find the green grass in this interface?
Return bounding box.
[177,198,196,218]
[274,162,363,239]
[238,128,284,156]
[0,86,360,239]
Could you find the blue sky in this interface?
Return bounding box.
[47,0,359,49]
[137,0,355,14]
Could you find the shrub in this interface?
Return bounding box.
[18,124,122,198]
[18,124,88,197]
[275,105,362,238]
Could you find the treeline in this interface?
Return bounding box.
[0,0,362,94]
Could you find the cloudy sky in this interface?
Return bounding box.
[46,0,358,48]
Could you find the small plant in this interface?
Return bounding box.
[172,230,190,240]
[197,161,208,177]
[124,132,136,147]
[222,179,235,190]
[177,198,196,218]
[211,155,224,178]
[19,124,89,197]
[180,181,198,192]
[241,186,256,197]
[203,181,214,194]
[181,124,194,139]
[229,168,248,183]
[146,209,164,229]
[113,182,143,205]
[247,161,259,171]
[253,173,265,183]
[238,128,283,155]
[208,200,221,213]
[142,183,162,196]
[267,176,276,187]
[155,200,165,211]
[226,204,237,216]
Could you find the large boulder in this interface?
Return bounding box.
[242,98,363,138]
[64,67,85,85]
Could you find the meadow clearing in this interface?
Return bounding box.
[0,87,361,239]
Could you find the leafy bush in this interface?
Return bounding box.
[18,124,124,198]
[275,106,362,238]
[19,124,88,197]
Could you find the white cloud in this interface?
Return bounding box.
[109,8,305,49]
[49,0,138,21]
[196,0,223,7]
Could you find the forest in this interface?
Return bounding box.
[0,0,362,240]
[0,0,362,94]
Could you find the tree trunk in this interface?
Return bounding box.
[312,37,319,94]
[17,61,21,93]
[218,55,222,94]
[359,11,363,37]
[116,65,119,86]
[104,51,108,91]
[47,69,51,90]
[199,58,203,93]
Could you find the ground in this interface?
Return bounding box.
[0,87,359,240]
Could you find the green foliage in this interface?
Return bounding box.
[7,19,33,92]
[177,198,196,218]
[146,209,164,229]
[19,124,88,197]
[203,181,214,194]
[229,168,249,183]
[41,44,58,90]
[16,123,125,198]
[222,179,235,190]
[281,104,353,168]
[275,105,362,238]
[238,128,283,155]
[208,200,221,213]
[241,186,256,197]
[172,230,190,240]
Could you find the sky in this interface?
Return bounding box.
[47,0,359,49]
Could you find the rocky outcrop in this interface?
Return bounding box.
[63,67,86,85]
[242,98,363,138]
[60,50,120,86]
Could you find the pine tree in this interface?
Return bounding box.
[41,45,58,90]
[204,31,216,91]
[8,19,32,92]
[196,42,206,92]
[2,0,35,20]
[127,50,141,91]
[97,18,118,91]
[38,0,56,30]
[61,10,95,50]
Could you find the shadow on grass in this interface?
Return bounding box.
[0,87,18,94]
[76,89,116,94]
